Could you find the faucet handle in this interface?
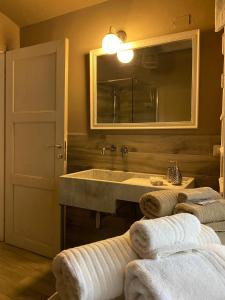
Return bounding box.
[121,145,128,157]
[110,144,117,152]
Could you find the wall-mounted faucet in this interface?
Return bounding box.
[99,144,128,158]
[120,145,128,158]
[100,146,106,156]
[100,144,117,156]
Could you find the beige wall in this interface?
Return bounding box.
[20,0,222,135]
[0,11,20,50]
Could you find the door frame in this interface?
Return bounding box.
[0,52,5,241]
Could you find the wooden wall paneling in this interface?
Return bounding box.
[67,134,220,190]
[104,135,219,155]
[68,134,220,156]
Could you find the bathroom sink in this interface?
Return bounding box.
[65,169,133,182]
[59,169,194,213]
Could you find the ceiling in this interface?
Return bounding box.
[0,0,109,27]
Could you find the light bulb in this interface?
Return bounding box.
[117,49,134,63]
[102,33,122,54]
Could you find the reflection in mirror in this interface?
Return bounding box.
[90,30,199,129]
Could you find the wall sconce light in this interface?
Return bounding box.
[102,26,127,54]
[117,49,134,63]
[102,26,134,63]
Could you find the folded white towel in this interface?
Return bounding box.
[147,225,221,258]
[52,233,137,300]
[129,213,201,258]
[125,244,225,300]
[178,187,221,203]
[174,199,225,223]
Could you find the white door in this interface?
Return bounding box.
[0,53,5,241]
[5,40,68,257]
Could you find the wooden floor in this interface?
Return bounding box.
[0,243,55,300]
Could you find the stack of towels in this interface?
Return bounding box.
[52,187,225,300]
[126,214,225,300]
[140,187,225,244]
[53,213,224,300]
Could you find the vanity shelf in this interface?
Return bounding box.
[59,169,194,214]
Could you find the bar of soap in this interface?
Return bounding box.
[150,180,164,186]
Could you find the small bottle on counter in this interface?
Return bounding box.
[166,160,182,185]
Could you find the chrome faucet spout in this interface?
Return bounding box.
[100,146,106,156]
[99,144,117,156]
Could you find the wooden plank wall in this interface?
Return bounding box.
[67,133,220,190]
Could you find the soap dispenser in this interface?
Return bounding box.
[167,160,182,185]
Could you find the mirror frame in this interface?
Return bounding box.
[90,29,200,130]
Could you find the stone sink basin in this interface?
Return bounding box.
[59,169,194,213]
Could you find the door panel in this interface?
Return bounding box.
[14,186,54,241]
[5,40,68,257]
[14,53,56,112]
[14,122,55,178]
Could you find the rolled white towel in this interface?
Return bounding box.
[198,224,221,245]
[125,244,225,300]
[178,187,221,203]
[52,233,138,300]
[129,213,201,259]
[139,190,178,218]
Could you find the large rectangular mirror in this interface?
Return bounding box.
[90,29,199,129]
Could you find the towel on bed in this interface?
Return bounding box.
[174,199,225,224]
[125,244,225,300]
[52,233,138,300]
[177,187,221,203]
[139,190,178,218]
[129,213,220,259]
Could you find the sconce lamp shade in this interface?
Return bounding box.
[102,33,122,54]
[117,49,134,63]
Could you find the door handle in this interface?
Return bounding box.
[47,144,63,149]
